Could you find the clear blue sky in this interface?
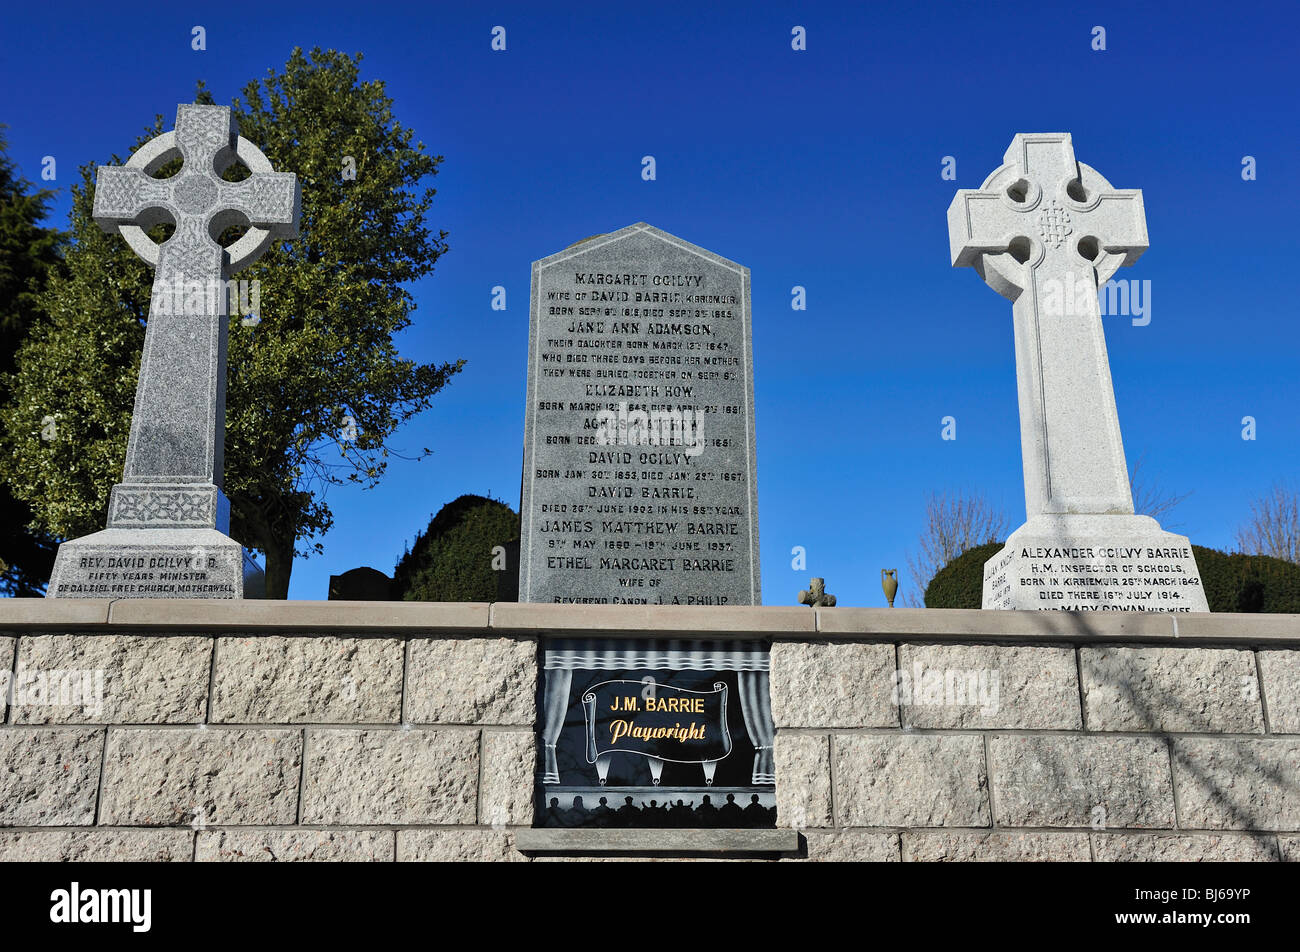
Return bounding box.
[2,1,1296,604]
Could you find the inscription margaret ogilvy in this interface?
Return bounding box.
[520,224,760,606]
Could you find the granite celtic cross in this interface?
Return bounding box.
[92,103,299,528]
[947,133,1146,518]
[46,103,297,598]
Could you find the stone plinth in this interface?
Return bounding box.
[47,527,244,599]
[982,515,1209,612]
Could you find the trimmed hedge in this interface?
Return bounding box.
[392,494,520,602]
[1193,546,1300,613]
[924,542,1300,612]
[923,541,1004,609]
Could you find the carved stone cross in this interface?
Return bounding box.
[947,133,1145,518]
[92,103,299,529]
[947,134,1206,612]
[46,104,297,599]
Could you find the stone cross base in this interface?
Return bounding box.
[107,482,229,530]
[982,515,1209,613]
[47,528,245,599]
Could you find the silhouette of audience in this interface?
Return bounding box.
[541,791,778,828]
[717,793,744,825]
[591,796,615,827]
[615,795,640,827]
[668,799,695,825]
[742,793,768,826]
[696,794,718,826]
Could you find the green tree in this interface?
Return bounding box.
[923,541,1003,609]
[0,48,462,597]
[0,128,64,595]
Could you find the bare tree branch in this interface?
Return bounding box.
[904,491,1009,606]
[1129,452,1191,525]
[1236,483,1300,564]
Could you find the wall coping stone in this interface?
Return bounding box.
[0,599,1296,646]
[514,828,800,854]
[489,602,816,635]
[0,599,112,628]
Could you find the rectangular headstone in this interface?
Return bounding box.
[519,223,760,605]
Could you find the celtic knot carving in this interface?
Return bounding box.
[175,105,228,159]
[111,489,212,525]
[1037,200,1073,250]
[174,176,219,214]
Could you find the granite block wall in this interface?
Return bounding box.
[0,601,1296,861]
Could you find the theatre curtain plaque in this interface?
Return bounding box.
[536,639,776,829]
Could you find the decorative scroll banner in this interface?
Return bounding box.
[583,680,732,766]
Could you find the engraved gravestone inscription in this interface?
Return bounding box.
[519,223,760,606]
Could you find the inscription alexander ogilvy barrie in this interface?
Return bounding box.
[520,224,760,605]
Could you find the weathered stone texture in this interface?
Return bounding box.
[792,831,900,862]
[213,636,402,723]
[898,644,1080,729]
[1172,738,1300,830]
[0,728,103,826]
[301,728,478,825]
[774,732,832,828]
[1258,650,1300,734]
[990,735,1175,828]
[397,829,528,862]
[770,641,897,728]
[1279,835,1300,862]
[196,829,393,862]
[1081,647,1264,733]
[834,734,990,827]
[0,829,192,861]
[13,634,209,724]
[904,831,1091,862]
[479,731,536,826]
[1093,833,1280,862]
[100,728,301,826]
[405,638,536,725]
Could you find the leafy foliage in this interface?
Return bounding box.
[0,127,65,594]
[923,541,1003,609]
[392,495,520,602]
[1194,546,1300,613]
